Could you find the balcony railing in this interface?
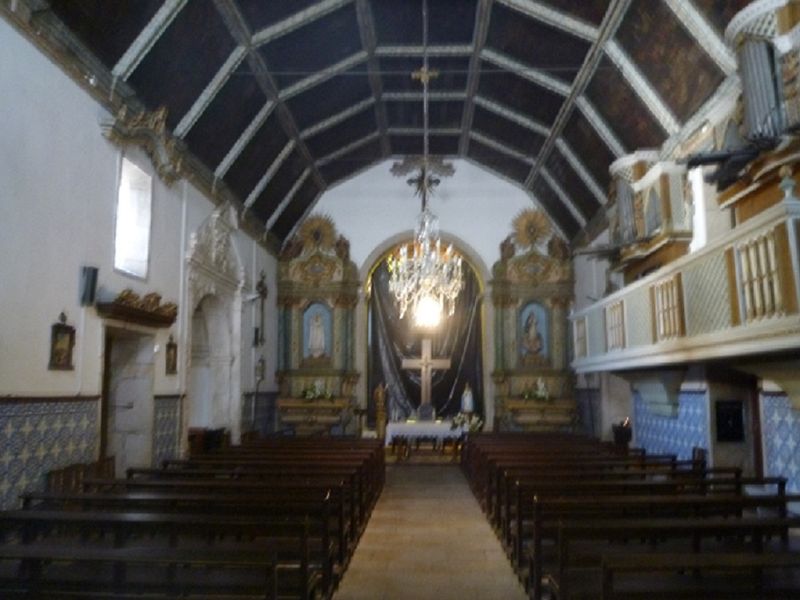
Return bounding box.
[572,197,800,372]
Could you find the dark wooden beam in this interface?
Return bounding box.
[458,0,493,156]
[212,0,328,200]
[355,0,390,157]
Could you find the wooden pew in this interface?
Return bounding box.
[524,492,798,600]
[0,509,327,600]
[513,476,787,573]
[22,486,354,571]
[600,550,800,599]
[545,516,800,599]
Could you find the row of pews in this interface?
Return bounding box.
[462,432,800,599]
[0,437,384,599]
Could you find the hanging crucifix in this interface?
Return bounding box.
[401,338,450,419]
[254,271,268,346]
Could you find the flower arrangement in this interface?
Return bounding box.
[451,412,483,433]
[301,383,333,400]
[522,376,549,401]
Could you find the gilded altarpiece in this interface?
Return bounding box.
[276,216,360,435]
[491,210,576,431]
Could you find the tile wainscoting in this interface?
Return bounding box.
[0,397,100,509]
[153,395,182,467]
[761,392,800,494]
[633,390,709,460]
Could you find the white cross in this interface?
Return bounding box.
[401,338,451,409]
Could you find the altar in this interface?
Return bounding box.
[385,420,465,446]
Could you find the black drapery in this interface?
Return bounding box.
[367,260,483,426]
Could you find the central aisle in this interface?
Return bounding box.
[334,465,528,600]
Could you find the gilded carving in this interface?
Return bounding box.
[101,106,183,185]
[111,289,178,320]
[277,213,360,432]
[513,209,550,249]
[188,204,243,287]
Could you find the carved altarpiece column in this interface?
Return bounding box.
[276,216,360,435]
[491,210,576,432]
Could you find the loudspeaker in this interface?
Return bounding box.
[79,266,98,306]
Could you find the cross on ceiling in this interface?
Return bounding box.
[401,338,451,410]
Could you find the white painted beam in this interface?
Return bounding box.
[316,131,380,166]
[174,46,248,138]
[469,131,535,164]
[251,0,353,47]
[540,167,587,225]
[496,0,598,41]
[266,168,311,229]
[214,101,275,178]
[481,48,571,96]
[555,138,607,204]
[575,96,626,157]
[243,140,295,208]
[112,0,187,80]
[300,98,375,139]
[664,0,737,75]
[605,41,681,135]
[279,52,368,100]
[473,96,550,136]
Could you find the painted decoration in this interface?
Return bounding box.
[519,301,548,360]
[303,302,331,360]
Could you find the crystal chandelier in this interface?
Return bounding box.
[387,0,463,327]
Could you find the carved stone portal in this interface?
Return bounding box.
[185,203,244,448]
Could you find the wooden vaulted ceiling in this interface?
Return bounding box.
[40,0,749,244]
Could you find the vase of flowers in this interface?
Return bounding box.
[451,412,483,433]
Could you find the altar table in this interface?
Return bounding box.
[385,420,465,446]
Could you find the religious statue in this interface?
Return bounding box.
[308,313,326,358]
[461,382,474,414]
[523,312,543,355]
[534,376,549,401]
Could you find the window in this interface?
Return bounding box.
[605,301,625,351]
[652,274,683,341]
[114,158,152,279]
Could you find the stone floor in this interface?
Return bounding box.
[333,465,528,600]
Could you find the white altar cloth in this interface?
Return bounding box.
[385,421,465,446]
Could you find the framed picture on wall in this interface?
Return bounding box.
[48,316,75,370]
[165,335,177,375]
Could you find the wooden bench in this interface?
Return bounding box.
[0,509,328,600]
[542,516,800,600]
[600,550,800,599]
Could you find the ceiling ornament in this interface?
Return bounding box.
[387,0,463,329]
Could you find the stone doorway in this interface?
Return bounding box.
[101,327,155,474]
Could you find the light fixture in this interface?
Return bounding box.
[387,0,463,327]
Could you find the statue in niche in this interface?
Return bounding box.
[308,313,326,358]
[523,312,543,355]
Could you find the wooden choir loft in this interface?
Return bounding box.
[1,0,800,598]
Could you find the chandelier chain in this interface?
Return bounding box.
[386,0,463,326]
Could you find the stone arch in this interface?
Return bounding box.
[357,233,495,427]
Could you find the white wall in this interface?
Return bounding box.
[313,160,547,275]
[0,19,278,399]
